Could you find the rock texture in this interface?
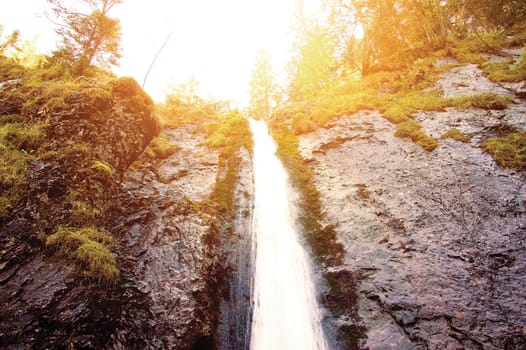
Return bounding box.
[299,63,526,349]
[110,124,255,349]
[108,124,221,349]
[0,77,159,349]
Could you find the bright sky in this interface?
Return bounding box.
[1,0,322,107]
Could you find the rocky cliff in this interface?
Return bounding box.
[298,58,526,349]
[0,68,160,348]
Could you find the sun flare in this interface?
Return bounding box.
[115,0,321,105]
[1,0,322,106]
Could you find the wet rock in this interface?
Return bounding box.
[0,77,158,349]
[109,124,224,349]
[217,147,255,350]
[299,96,526,349]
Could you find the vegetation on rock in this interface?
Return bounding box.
[0,53,159,283]
[482,132,526,169]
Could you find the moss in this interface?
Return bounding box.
[145,134,179,160]
[45,226,119,284]
[0,122,43,152]
[207,132,227,148]
[0,136,35,217]
[68,200,98,227]
[395,121,438,151]
[449,93,513,110]
[0,196,12,220]
[270,126,345,265]
[482,51,526,83]
[441,128,471,143]
[482,132,526,169]
[207,110,252,217]
[91,160,113,178]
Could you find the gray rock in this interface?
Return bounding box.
[299,104,526,348]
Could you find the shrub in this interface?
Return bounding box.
[441,128,471,143]
[395,121,438,151]
[482,132,526,168]
[45,226,119,284]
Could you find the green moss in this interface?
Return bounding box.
[0,196,12,220]
[270,126,344,265]
[91,160,113,177]
[68,200,98,226]
[482,51,526,83]
[207,132,227,148]
[145,134,179,160]
[482,132,526,169]
[441,128,471,143]
[208,110,253,218]
[45,226,119,284]
[449,93,513,110]
[395,121,438,151]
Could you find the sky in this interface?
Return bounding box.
[1,0,322,107]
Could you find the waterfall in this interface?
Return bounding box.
[249,119,328,350]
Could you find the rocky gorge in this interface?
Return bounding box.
[1,48,526,350]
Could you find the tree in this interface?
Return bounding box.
[288,22,338,100]
[47,0,122,75]
[447,0,526,31]
[249,50,278,119]
[0,24,20,56]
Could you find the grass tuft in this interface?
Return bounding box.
[45,226,119,284]
[482,132,526,169]
[441,128,472,143]
[395,121,438,151]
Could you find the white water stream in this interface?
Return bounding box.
[249,119,328,350]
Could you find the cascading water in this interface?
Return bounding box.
[249,119,328,350]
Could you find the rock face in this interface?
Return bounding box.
[0,77,159,349]
[217,147,254,350]
[299,63,526,349]
[110,124,255,350]
[110,124,222,349]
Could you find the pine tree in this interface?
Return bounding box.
[47,0,123,75]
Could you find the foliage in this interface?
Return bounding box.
[46,0,123,75]
[207,109,252,217]
[144,134,179,160]
[91,160,113,178]
[0,25,20,56]
[482,50,526,83]
[482,132,526,169]
[159,91,230,129]
[0,122,42,220]
[395,121,438,151]
[441,128,471,143]
[449,93,513,110]
[45,226,119,284]
[446,0,526,31]
[249,50,278,119]
[288,20,338,101]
